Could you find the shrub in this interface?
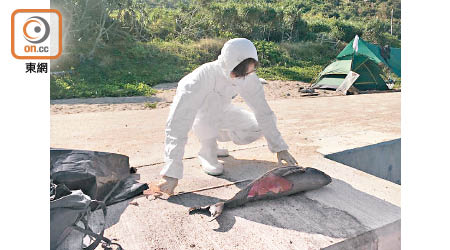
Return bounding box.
[280,42,337,66]
[253,40,288,67]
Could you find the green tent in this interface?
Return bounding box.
[313,37,401,91]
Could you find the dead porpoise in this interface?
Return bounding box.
[189,166,332,220]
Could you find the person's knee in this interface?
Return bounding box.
[229,127,262,145]
[192,118,219,141]
[245,128,263,143]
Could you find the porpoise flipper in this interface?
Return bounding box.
[189,202,225,221]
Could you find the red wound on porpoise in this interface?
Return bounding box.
[247,173,293,198]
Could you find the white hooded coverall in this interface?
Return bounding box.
[160,38,288,179]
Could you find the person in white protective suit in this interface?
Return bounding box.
[156,38,298,195]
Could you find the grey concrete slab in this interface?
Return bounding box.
[322,220,401,250]
[326,139,401,184]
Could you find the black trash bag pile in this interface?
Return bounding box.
[51,149,147,205]
[50,149,148,250]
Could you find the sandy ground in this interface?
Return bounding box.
[51,85,401,249]
[50,80,342,115]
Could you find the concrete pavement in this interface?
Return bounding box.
[51,92,401,250]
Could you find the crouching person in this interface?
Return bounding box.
[156,38,298,195]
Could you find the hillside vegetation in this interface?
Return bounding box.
[51,0,401,99]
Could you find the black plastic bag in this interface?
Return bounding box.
[50,183,122,250]
[50,149,148,206]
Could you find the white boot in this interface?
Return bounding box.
[198,138,224,176]
[217,148,229,157]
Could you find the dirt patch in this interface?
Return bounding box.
[50,84,176,115]
[50,80,391,115]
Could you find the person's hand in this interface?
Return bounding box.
[157,176,178,195]
[145,176,178,198]
[277,150,298,166]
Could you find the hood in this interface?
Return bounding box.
[217,38,258,79]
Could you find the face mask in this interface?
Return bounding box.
[230,76,247,87]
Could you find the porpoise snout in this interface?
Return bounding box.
[305,167,332,186]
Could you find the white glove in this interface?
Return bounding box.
[277,150,298,166]
[156,176,178,195]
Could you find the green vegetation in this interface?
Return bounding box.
[144,102,158,109]
[51,0,401,99]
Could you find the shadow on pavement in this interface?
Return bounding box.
[218,155,279,181]
[167,156,400,239]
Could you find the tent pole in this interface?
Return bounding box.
[351,35,358,70]
[391,9,393,35]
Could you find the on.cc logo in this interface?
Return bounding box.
[23,16,50,44]
[11,9,62,59]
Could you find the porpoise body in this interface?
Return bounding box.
[189,166,332,220]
